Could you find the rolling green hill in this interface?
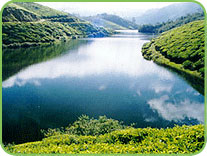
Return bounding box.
[84,13,138,30]
[2,3,40,22]
[12,2,69,17]
[5,116,204,154]
[138,12,204,33]
[2,2,113,48]
[141,20,204,93]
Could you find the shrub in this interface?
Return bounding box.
[182,60,194,70]
[6,124,204,154]
[41,115,128,137]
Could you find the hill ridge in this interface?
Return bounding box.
[2,2,113,48]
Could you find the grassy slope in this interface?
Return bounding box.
[141,20,204,80]
[6,125,204,154]
[2,2,112,48]
[2,3,40,22]
[13,2,69,17]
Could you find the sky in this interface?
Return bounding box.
[38,2,179,17]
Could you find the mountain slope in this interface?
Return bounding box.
[135,2,203,24]
[2,3,40,22]
[2,2,112,48]
[141,20,204,93]
[13,2,68,17]
[84,13,138,30]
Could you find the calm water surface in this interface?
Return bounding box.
[2,30,204,144]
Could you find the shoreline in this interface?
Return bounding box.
[141,41,204,94]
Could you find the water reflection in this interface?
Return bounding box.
[3,33,174,88]
[2,30,204,144]
[2,40,89,81]
[148,95,204,122]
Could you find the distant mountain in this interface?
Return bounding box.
[135,2,203,24]
[2,2,113,48]
[138,12,204,33]
[84,13,138,30]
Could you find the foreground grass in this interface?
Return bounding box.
[6,124,204,154]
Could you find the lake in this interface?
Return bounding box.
[2,30,204,144]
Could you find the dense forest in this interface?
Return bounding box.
[2,2,113,48]
[138,12,204,33]
[84,13,138,30]
[6,115,204,154]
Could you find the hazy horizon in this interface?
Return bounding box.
[37,2,181,17]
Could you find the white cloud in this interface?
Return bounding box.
[147,95,204,122]
[151,83,172,93]
[98,85,106,91]
[136,90,141,96]
[3,37,173,88]
[32,80,41,86]
[144,117,157,122]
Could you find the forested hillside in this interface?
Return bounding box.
[2,2,113,48]
[142,20,204,83]
[84,13,138,30]
[138,12,204,33]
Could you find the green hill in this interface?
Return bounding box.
[141,20,204,93]
[138,12,204,33]
[2,3,40,22]
[5,116,204,154]
[84,13,138,30]
[12,2,68,17]
[2,2,113,48]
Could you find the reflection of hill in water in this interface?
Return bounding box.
[156,64,204,95]
[3,40,89,81]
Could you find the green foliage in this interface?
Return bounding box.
[6,124,204,154]
[2,2,113,48]
[141,20,204,80]
[41,115,127,137]
[2,21,73,47]
[138,12,204,33]
[13,2,68,18]
[182,60,194,70]
[2,3,40,22]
